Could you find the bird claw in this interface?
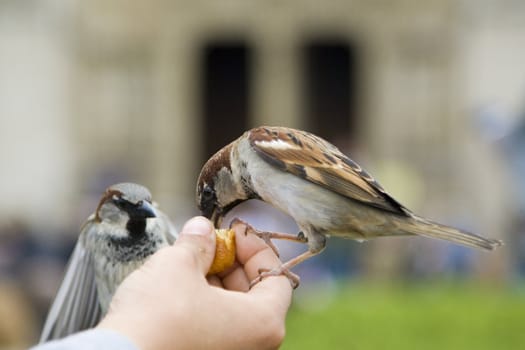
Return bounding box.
[229,218,312,286]
[249,266,301,289]
[252,232,281,257]
[229,217,249,233]
[229,218,281,257]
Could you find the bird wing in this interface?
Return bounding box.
[154,205,178,244]
[249,126,408,215]
[39,220,102,343]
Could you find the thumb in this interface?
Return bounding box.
[172,216,216,276]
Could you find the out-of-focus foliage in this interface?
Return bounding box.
[283,282,525,350]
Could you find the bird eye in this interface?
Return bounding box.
[202,185,214,200]
[112,195,126,208]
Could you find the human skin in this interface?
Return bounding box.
[98,216,293,350]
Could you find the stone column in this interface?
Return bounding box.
[252,27,302,128]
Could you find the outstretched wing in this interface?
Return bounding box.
[154,204,178,244]
[40,220,102,343]
[249,126,409,216]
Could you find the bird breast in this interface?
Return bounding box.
[83,221,169,314]
[238,137,404,240]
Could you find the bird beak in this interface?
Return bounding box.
[210,207,223,227]
[135,200,157,219]
[202,205,222,227]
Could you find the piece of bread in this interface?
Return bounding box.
[208,229,236,275]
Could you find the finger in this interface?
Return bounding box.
[232,223,282,283]
[247,271,293,322]
[220,265,250,292]
[171,216,216,276]
[207,275,224,288]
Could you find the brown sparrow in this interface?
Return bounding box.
[40,183,177,342]
[196,126,502,287]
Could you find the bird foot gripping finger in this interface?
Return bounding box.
[230,218,281,257]
[249,266,301,290]
[229,217,250,234]
[249,250,319,289]
[229,218,310,258]
[252,232,281,258]
[252,230,311,257]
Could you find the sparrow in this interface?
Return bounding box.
[196,126,503,287]
[40,182,177,342]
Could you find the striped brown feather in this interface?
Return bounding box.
[249,126,409,216]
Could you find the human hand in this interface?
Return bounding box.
[98,216,292,350]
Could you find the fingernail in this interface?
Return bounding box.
[181,216,213,236]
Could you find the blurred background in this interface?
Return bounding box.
[1,0,524,348]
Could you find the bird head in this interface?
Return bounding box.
[96,183,157,235]
[196,142,249,227]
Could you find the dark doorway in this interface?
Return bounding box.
[302,39,358,150]
[200,41,252,160]
[302,39,361,278]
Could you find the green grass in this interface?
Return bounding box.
[282,281,525,350]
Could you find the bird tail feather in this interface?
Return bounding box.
[402,216,503,251]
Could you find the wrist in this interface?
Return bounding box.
[98,312,161,350]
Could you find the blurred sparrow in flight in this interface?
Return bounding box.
[196,126,502,287]
[40,182,177,342]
